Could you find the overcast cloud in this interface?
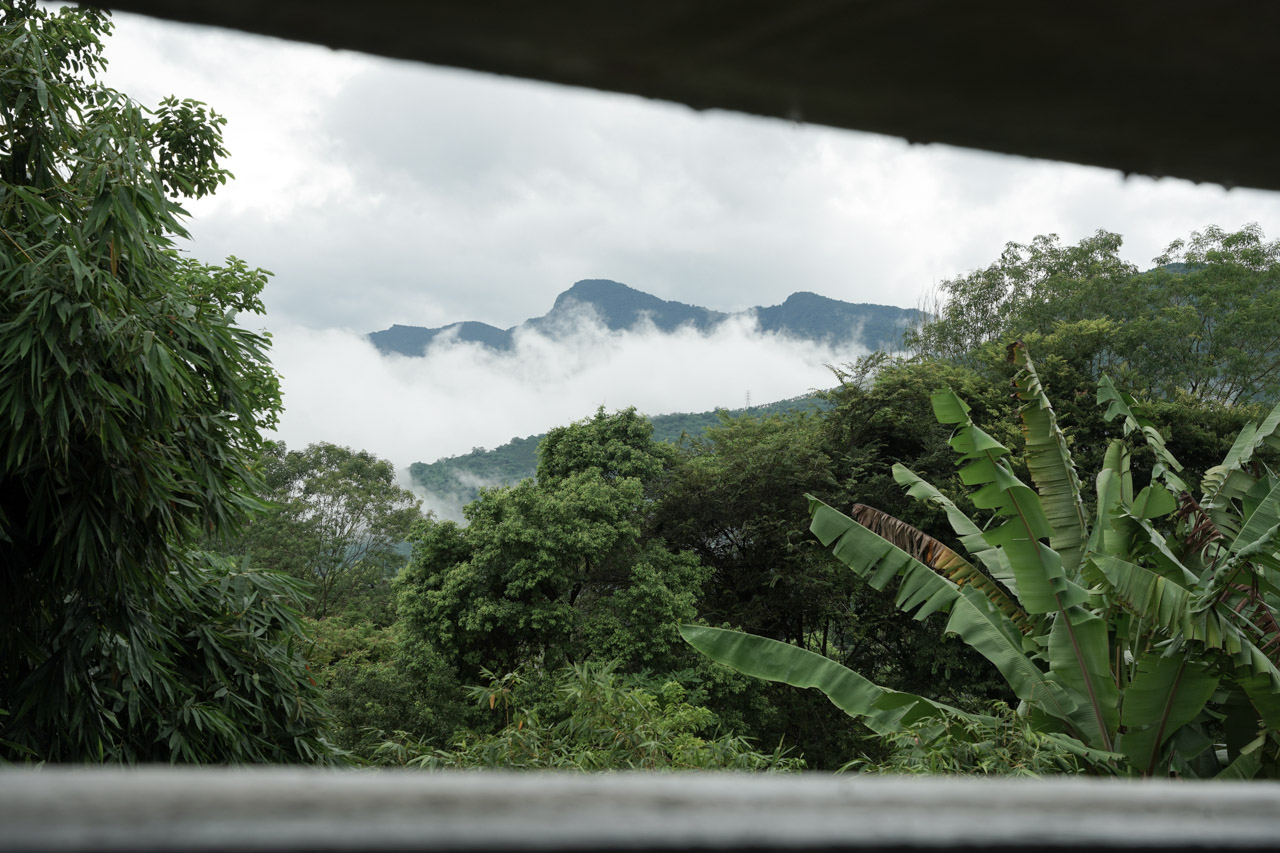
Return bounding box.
[267,313,866,477]
[94,11,1280,470]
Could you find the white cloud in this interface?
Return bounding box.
[86,8,1280,503]
[96,11,1280,338]
[265,314,865,473]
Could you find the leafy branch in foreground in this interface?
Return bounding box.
[1,3,331,762]
[846,702,1096,776]
[685,342,1280,777]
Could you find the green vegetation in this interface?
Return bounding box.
[376,662,803,771]
[4,4,1277,777]
[848,702,1094,776]
[684,344,1280,778]
[220,442,424,620]
[406,394,827,508]
[0,2,329,762]
[907,226,1280,405]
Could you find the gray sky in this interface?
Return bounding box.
[95,11,1280,480]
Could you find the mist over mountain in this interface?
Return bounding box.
[407,394,828,521]
[368,279,921,356]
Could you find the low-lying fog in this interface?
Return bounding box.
[265,309,869,478]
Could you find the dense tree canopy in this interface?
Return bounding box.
[223,442,423,620]
[0,2,330,762]
[4,3,1273,774]
[399,409,705,681]
[687,345,1280,777]
[907,225,1280,405]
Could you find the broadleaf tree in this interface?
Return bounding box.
[225,442,424,620]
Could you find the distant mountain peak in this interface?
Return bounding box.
[541,279,725,334]
[557,278,643,300]
[368,280,920,357]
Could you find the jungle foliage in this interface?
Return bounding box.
[907,226,1280,405]
[0,2,330,762]
[685,344,1280,778]
[220,441,423,620]
[405,394,825,510]
[376,661,803,771]
[5,3,1276,777]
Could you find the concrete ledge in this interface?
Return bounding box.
[3,769,1280,851]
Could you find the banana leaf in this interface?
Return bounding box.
[934,385,1109,746]
[1047,606,1120,749]
[932,389,1088,615]
[1215,734,1266,780]
[1010,341,1089,579]
[1099,555,1280,692]
[808,497,1082,729]
[1235,671,1280,731]
[847,501,1031,634]
[1096,375,1189,494]
[1225,477,1280,574]
[1114,652,1219,777]
[1085,441,1133,578]
[892,463,1021,598]
[678,624,974,736]
[1201,400,1280,506]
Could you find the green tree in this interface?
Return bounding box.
[906,230,1134,366]
[655,395,1014,767]
[400,472,705,680]
[398,409,706,685]
[1122,225,1280,405]
[537,406,675,486]
[0,3,330,762]
[686,345,1280,778]
[305,615,468,759]
[227,442,423,620]
[907,226,1280,406]
[657,412,843,647]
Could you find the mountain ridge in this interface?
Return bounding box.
[369,279,920,356]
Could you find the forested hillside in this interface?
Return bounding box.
[407,395,828,507]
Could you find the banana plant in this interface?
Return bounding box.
[682,343,1280,777]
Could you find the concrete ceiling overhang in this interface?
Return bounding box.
[96,1,1280,192]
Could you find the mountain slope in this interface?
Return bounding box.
[408,394,828,515]
[369,279,920,357]
[530,279,727,335]
[755,291,919,350]
[370,320,513,355]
